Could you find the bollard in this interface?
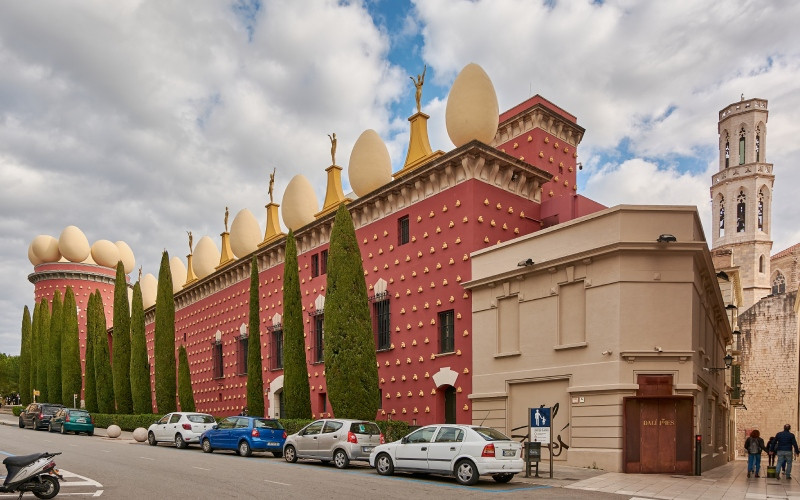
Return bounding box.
[695,434,702,476]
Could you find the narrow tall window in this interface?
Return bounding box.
[758,191,764,231]
[773,273,786,295]
[756,132,760,162]
[271,327,283,370]
[439,310,455,354]
[212,340,223,379]
[736,191,746,232]
[238,335,248,375]
[718,196,725,237]
[373,294,391,351]
[398,215,409,246]
[759,255,765,273]
[739,127,746,165]
[725,139,730,168]
[311,254,319,278]
[320,249,328,275]
[313,314,324,363]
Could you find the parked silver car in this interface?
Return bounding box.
[283,419,384,469]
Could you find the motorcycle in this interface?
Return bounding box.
[0,452,62,499]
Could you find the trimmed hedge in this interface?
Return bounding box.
[12,405,23,417]
[91,413,163,431]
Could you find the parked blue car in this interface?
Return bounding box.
[200,416,286,457]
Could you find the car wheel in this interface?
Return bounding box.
[175,434,188,449]
[31,474,59,499]
[492,473,515,483]
[202,438,213,453]
[333,449,350,469]
[18,417,25,428]
[148,432,157,446]
[238,440,252,457]
[375,453,394,476]
[48,423,54,433]
[33,418,40,430]
[455,459,480,486]
[60,425,66,435]
[87,431,94,436]
[284,445,297,463]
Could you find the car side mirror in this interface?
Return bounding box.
[401,437,409,444]
[212,424,218,430]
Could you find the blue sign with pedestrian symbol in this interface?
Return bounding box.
[530,407,551,443]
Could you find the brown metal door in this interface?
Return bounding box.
[624,397,693,474]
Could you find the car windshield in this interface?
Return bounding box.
[254,419,284,430]
[473,427,512,441]
[350,422,381,435]
[187,414,215,424]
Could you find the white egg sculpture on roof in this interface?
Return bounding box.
[31,235,61,263]
[170,256,187,293]
[445,63,499,147]
[91,240,121,269]
[193,236,220,279]
[58,225,91,262]
[348,129,393,197]
[115,241,136,274]
[140,273,158,309]
[28,243,43,266]
[281,175,319,231]
[230,209,262,258]
[82,253,97,265]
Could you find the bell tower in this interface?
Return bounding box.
[711,96,774,309]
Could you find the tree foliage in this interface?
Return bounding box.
[154,251,177,413]
[282,230,311,419]
[47,290,63,407]
[18,306,32,405]
[247,256,264,417]
[60,287,82,408]
[323,204,380,420]
[91,291,115,414]
[112,262,133,414]
[129,282,153,414]
[0,354,20,398]
[177,345,195,412]
[36,298,50,402]
[83,293,98,413]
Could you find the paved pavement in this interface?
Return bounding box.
[2,406,798,498]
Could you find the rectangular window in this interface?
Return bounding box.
[314,314,324,363]
[558,281,586,346]
[398,215,409,246]
[497,295,520,354]
[374,297,391,351]
[238,335,248,375]
[271,328,283,370]
[311,254,319,278]
[439,310,455,354]
[319,393,327,413]
[320,249,328,275]
[212,341,223,379]
[378,389,382,408]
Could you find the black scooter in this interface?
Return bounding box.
[0,452,62,499]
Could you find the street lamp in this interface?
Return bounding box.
[704,353,734,373]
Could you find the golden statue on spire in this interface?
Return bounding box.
[410,65,427,113]
[268,168,276,203]
[328,133,337,165]
[187,231,193,255]
[224,206,229,232]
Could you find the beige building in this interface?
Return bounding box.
[464,205,733,474]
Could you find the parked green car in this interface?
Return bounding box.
[48,408,94,436]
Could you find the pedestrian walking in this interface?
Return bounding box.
[767,436,777,467]
[773,424,800,480]
[745,429,767,477]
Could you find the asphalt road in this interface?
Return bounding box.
[0,423,628,499]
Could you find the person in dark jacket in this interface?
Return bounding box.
[767,436,777,467]
[773,424,800,479]
[745,429,767,477]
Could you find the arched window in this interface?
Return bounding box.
[739,127,746,165]
[718,195,725,237]
[772,273,786,295]
[736,191,746,232]
[759,255,765,273]
[758,190,764,231]
[756,127,761,162]
[725,137,730,168]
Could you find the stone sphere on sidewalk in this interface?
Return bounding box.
[132,427,147,442]
[107,425,122,438]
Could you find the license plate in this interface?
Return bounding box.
[267,442,280,447]
[362,446,374,453]
[503,449,516,457]
[76,418,86,423]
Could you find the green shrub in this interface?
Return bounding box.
[278,418,314,435]
[12,405,24,417]
[91,413,163,431]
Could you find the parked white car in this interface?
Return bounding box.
[369,424,523,485]
[147,412,217,449]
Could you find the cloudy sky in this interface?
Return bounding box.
[2,0,799,355]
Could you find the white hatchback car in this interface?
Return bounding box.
[369,424,523,485]
[147,412,217,449]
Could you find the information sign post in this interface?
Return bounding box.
[529,407,553,479]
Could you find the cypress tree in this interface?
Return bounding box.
[177,345,195,412]
[83,293,98,413]
[154,251,177,413]
[283,230,311,419]
[247,256,264,417]
[19,306,32,405]
[61,287,82,408]
[91,291,115,413]
[130,282,153,414]
[30,301,40,401]
[47,290,63,407]
[36,298,50,402]
[324,204,380,419]
[112,262,133,414]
